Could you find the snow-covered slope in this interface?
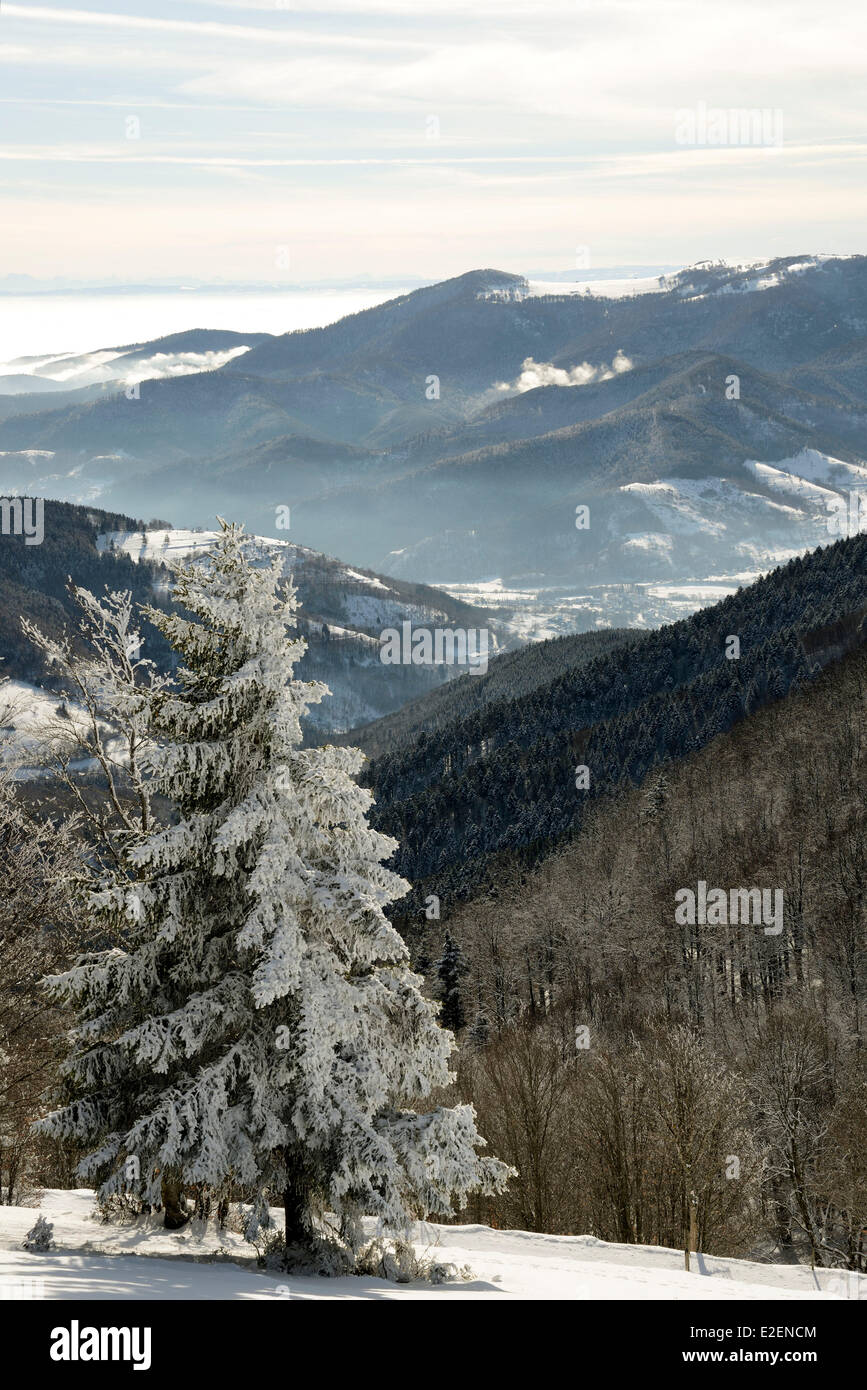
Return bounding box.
[0,679,125,780]
[1,526,503,776]
[0,1190,861,1302]
[98,527,485,635]
[492,259,846,305]
[621,449,866,546]
[97,529,504,735]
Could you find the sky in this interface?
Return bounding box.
[1,0,866,284]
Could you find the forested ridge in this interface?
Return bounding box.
[343,624,640,754]
[432,639,867,1263]
[0,499,172,682]
[363,534,867,921]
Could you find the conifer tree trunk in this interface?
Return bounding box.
[161,1171,189,1230]
[283,1163,309,1246]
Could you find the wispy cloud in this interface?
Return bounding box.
[1,0,865,280]
[3,5,421,50]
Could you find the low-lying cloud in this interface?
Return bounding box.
[119,347,250,386]
[497,349,632,393]
[0,345,252,390]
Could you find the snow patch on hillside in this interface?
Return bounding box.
[341,568,391,591]
[621,481,728,536]
[745,461,837,505]
[98,531,455,636]
[524,276,668,299]
[672,256,841,301]
[746,448,867,494]
[98,528,292,564]
[622,532,674,557]
[622,474,815,533]
[0,680,121,779]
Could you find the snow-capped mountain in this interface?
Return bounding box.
[1,256,866,636]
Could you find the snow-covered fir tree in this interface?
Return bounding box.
[38,523,510,1259]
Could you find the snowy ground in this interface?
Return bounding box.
[524,275,668,299]
[96,528,291,566]
[0,1191,861,1302]
[0,679,123,780]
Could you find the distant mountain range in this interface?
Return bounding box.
[1,255,866,633]
[0,275,428,294]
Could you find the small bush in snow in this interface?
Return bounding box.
[356,1236,474,1284]
[356,1237,419,1282]
[429,1261,474,1284]
[97,1194,147,1225]
[256,1229,354,1278]
[22,1215,55,1252]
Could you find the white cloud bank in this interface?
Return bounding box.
[118,347,250,386]
[0,346,251,388]
[498,349,632,393]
